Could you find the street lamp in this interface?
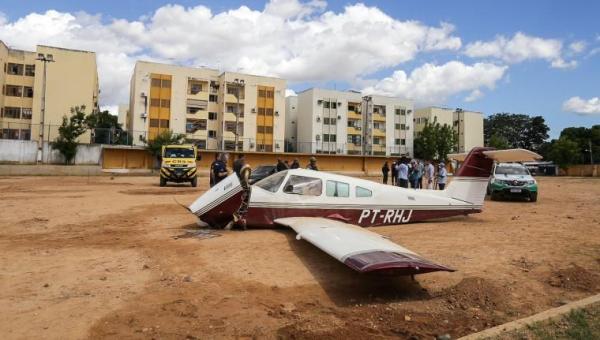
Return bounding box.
[454,108,463,152]
[36,53,55,163]
[232,78,244,152]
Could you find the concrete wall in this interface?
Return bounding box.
[563,164,600,177]
[0,139,101,164]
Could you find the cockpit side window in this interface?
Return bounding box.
[255,171,287,193]
[326,180,350,197]
[356,186,372,197]
[283,175,322,196]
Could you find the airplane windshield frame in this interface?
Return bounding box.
[254,170,287,192]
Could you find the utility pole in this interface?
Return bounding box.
[589,139,594,165]
[233,79,244,152]
[454,108,463,152]
[36,53,55,163]
[362,96,372,155]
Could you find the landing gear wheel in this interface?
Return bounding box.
[191,176,198,187]
[160,177,167,187]
[529,192,538,202]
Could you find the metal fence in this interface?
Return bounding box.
[0,122,412,156]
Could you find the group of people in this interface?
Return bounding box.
[209,153,321,188]
[382,158,447,190]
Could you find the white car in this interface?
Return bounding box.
[488,162,538,202]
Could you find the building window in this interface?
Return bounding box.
[187,107,199,114]
[20,129,31,140]
[323,101,330,109]
[150,98,160,107]
[401,139,406,145]
[266,90,274,98]
[209,95,218,102]
[323,134,336,142]
[225,121,237,133]
[186,119,207,133]
[161,99,170,108]
[400,124,406,130]
[7,63,24,75]
[161,79,171,88]
[208,112,217,120]
[149,119,159,127]
[265,108,273,116]
[24,87,33,98]
[25,65,35,76]
[395,108,406,115]
[21,108,32,119]
[1,128,21,139]
[2,107,20,119]
[323,117,337,125]
[151,78,161,87]
[188,81,203,94]
[196,140,207,149]
[226,105,235,113]
[160,119,170,128]
[331,102,337,109]
[5,85,23,97]
[208,130,217,138]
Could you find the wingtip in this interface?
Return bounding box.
[343,251,455,275]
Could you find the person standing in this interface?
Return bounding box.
[425,160,435,189]
[209,153,219,187]
[382,161,390,184]
[306,157,319,170]
[417,160,424,189]
[390,161,397,185]
[437,162,447,190]
[233,154,245,177]
[397,161,409,188]
[290,158,300,169]
[212,153,229,186]
[276,158,288,172]
[409,160,419,189]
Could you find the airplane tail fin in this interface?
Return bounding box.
[445,147,542,206]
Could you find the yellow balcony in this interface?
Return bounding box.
[373,113,386,122]
[225,93,244,103]
[347,144,362,152]
[187,91,209,101]
[186,110,208,119]
[347,110,362,120]
[347,126,362,135]
[373,129,386,137]
[224,112,243,121]
[372,144,386,152]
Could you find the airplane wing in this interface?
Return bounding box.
[448,148,542,163]
[275,217,454,275]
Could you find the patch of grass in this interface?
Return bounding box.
[491,303,600,340]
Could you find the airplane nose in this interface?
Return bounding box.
[189,174,244,228]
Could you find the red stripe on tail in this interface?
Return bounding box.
[454,147,495,177]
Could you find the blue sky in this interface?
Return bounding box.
[1,0,599,138]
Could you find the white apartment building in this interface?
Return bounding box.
[414,106,484,153]
[294,88,414,156]
[284,95,298,151]
[129,61,286,152]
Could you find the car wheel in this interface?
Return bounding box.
[191,177,198,187]
[160,177,167,187]
[529,192,538,202]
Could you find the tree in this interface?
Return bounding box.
[86,110,130,145]
[51,106,89,164]
[414,122,456,161]
[143,130,186,166]
[559,125,599,164]
[488,133,510,149]
[484,113,549,152]
[548,137,581,169]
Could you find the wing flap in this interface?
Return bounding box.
[275,217,454,275]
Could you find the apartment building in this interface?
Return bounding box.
[284,95,298,151]
[128,61,286,152]
[414,106,484,153]
[294,88,414,156]
[0,40,99,142]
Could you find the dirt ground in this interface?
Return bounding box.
[0,175,599,339]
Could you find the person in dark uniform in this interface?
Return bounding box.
[233,154,245,177]
[390,161,397,186]
[382,161,390,184]
[209,153,219,187]
[306,157,319,170]
[212,153,229,185]
[276,158,288,172]
[290,158,300,169]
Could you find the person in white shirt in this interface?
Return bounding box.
[396,161,409,188]
[425,160,435,189]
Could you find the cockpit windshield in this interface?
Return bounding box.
[254,170,287,192]
[496,165,529,175]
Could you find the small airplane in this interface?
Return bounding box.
[188,147,542,276]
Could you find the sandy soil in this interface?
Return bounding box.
[0,175,599,339]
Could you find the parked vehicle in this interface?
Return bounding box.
[159,145,201,187]
[248,165,277,184]
[487,162,538,202]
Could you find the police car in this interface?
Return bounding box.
[487,163,538,202]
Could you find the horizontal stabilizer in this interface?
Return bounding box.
[275,217,454,275]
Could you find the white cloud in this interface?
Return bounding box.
[362,61,507,105]
[464,89,484,102]
[100,105,119,115]
[285,89,297,97]
[562,96,600,115]
[569,40,586,54]
[464,32,575,68]
[0,1,463,107]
